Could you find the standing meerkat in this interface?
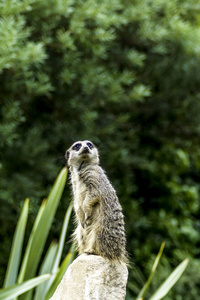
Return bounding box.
[66,140,128,264]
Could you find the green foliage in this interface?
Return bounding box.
[0,168,75,300]
[4,199,29,288]
[0,0,200,298]
[0,275,51,300]
[0,170,188,300]
[132,242,189,300]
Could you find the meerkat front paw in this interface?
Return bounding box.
[85,216,92,227]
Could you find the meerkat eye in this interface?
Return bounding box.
[87,142,94,149]
[72,143,82,151]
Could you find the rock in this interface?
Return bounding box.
[49,254,128,300]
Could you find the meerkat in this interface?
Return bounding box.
[65,140,128,264]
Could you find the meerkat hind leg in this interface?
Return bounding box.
[83,232,98,255]
[84,248,96,255]
[75,224,86,254]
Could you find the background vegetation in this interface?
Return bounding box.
[0,0,200,299]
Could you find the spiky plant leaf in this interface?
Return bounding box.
[3,199,29,288]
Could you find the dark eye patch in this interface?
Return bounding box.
[87,142,94,149]
[72,143,82,151]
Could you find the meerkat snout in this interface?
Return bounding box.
[81,146,90,154]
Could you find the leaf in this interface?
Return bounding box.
[52,202,73,273]
[136,242,165,300]
[34,242,58,300]
[44,245,76,300]
[43,202,73,295]
[3,199,29,288]
[0,274,51,300]
[17,199,47,284]
[18,168,68,300]
[149,259,189,300]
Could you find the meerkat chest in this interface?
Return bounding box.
[71,171,88,211]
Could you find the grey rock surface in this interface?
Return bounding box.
[49,254,128,300]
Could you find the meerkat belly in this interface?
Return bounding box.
[74,180,96,228]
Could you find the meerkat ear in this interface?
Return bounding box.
[65,150,70,167]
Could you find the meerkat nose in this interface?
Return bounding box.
[82,147,90,154]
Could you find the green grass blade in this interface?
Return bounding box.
[136,242,165,300]
[127,282,141,295]
[17,199,47,284]
[149,259,189,300]
[17,200,48,300]
[52,202,73,272]
[18,168,68,300]
[42,202,73,295]
[19,168,67,280]
[34,242,58,300]
[44,245,76,300]
[3,199,29,288]
[0,274,51,300]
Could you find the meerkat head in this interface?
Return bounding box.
[65,140,99,170]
